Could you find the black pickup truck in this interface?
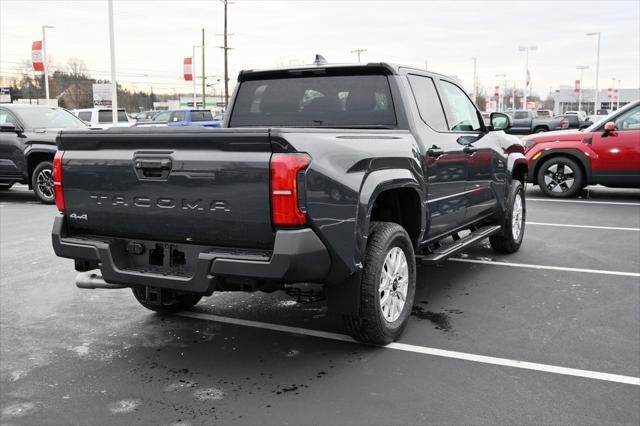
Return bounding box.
[52,61,528,344]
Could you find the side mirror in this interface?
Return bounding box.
[490,112,512,131]
[603,121,616,132]
[0,123,20,133]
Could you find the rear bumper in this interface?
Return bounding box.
[52,215,330,294]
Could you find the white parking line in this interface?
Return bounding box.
[178,311,640,387]
[449,258,640,277]
[527,222,640,232]
[528,198,640,206]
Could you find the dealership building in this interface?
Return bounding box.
[549,86,639,115]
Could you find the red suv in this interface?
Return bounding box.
[524,100,640,197]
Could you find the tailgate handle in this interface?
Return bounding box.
[135,159,171,170]
[134,158,172,180]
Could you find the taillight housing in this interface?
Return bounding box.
[560,118,568,128]
[270,153,311,226]
[53,150,64,212]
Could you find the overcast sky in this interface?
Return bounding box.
[1,0,639,97]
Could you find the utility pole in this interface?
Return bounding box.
[192,45,201,108]
[107,0,118,125]
[351,48,367,62]
[519,45,536,110]
[471,57,477,104]
[42,25,54,104]
[496,74,507,111]
[576,65,589,112]
[586,32,601,114]
[223,0,229,109]
[202,28,206,109]
[424,59,428,71]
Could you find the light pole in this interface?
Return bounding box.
[576,65,589,112]
[193,45,201,108]
[518,45,536,110]
[471,57,477,104]
[424,59,428,71]
[496,73,506,111]
[617,79,621,110]
[42,25,54,104]
[107,0,118,125]
[350,48,367,62]
[586,32,601,114]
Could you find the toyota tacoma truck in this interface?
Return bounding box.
[52,60,528,344]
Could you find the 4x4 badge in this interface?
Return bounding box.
[69,213,88,221]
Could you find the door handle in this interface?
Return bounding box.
[427,146,445,158]
[463,146,478,155]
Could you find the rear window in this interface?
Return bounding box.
[514,111,529,119]
[191,110,213,121]
[229,75,396,127]
[98,110,128,123]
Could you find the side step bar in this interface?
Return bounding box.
[76,270,126,289]
[420,225,502,264]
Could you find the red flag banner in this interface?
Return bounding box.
[494,86,500,97]
[607,88,613,99]
[183,57,193,81]
[574,80,581,93]
[32,41,44,72]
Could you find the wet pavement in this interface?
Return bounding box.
[1,184,639,425]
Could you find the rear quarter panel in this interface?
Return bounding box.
[270,129,423,283]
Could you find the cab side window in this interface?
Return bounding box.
[407,75,448,131]
[0,110,19,126]
[439,80,482,132]
[78,111,92,122]
[614,106,640,131]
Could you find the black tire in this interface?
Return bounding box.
[534,127,547,133]
[343,222,416,345]
[31,161,55,204]
[536,156,584,198]
[490,180,525,254]
[131,287,202,314]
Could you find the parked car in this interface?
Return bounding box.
[536,109,553,118]
[564,110,588,121]
[506,110,568,134]
[134,110,158,122]
[72,108,134,129]
[51,61,528,344]
[591,108,611,122]
[0,104,87,203]
[165,109,221,128]
[556,114,592,130]
[524,100,640,197]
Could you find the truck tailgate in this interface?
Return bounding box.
[57,128,274,248]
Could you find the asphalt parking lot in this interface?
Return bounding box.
[1,184,639,425]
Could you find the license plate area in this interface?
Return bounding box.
[113,240,202,278]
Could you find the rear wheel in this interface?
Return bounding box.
[534,127,547,133]
[537,157,584,198]
[343,222,416,345]
[31,161,55,204]
[131,287,202,314]
[490,180,525,254]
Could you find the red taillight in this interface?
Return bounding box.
[53,150,64,212]
[560,119,568,128]
[270,153,311,226]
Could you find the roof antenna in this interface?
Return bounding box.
[314,54,327,66]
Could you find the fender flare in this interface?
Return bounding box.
[353,168,426,266]
[529,149,592,184]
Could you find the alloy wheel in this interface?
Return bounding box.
[543,163,575,193]
[36,168,55,200]
[379,247,409,323]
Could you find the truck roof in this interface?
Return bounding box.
[238,61,453,82]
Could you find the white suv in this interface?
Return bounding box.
[73,108,133,129]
